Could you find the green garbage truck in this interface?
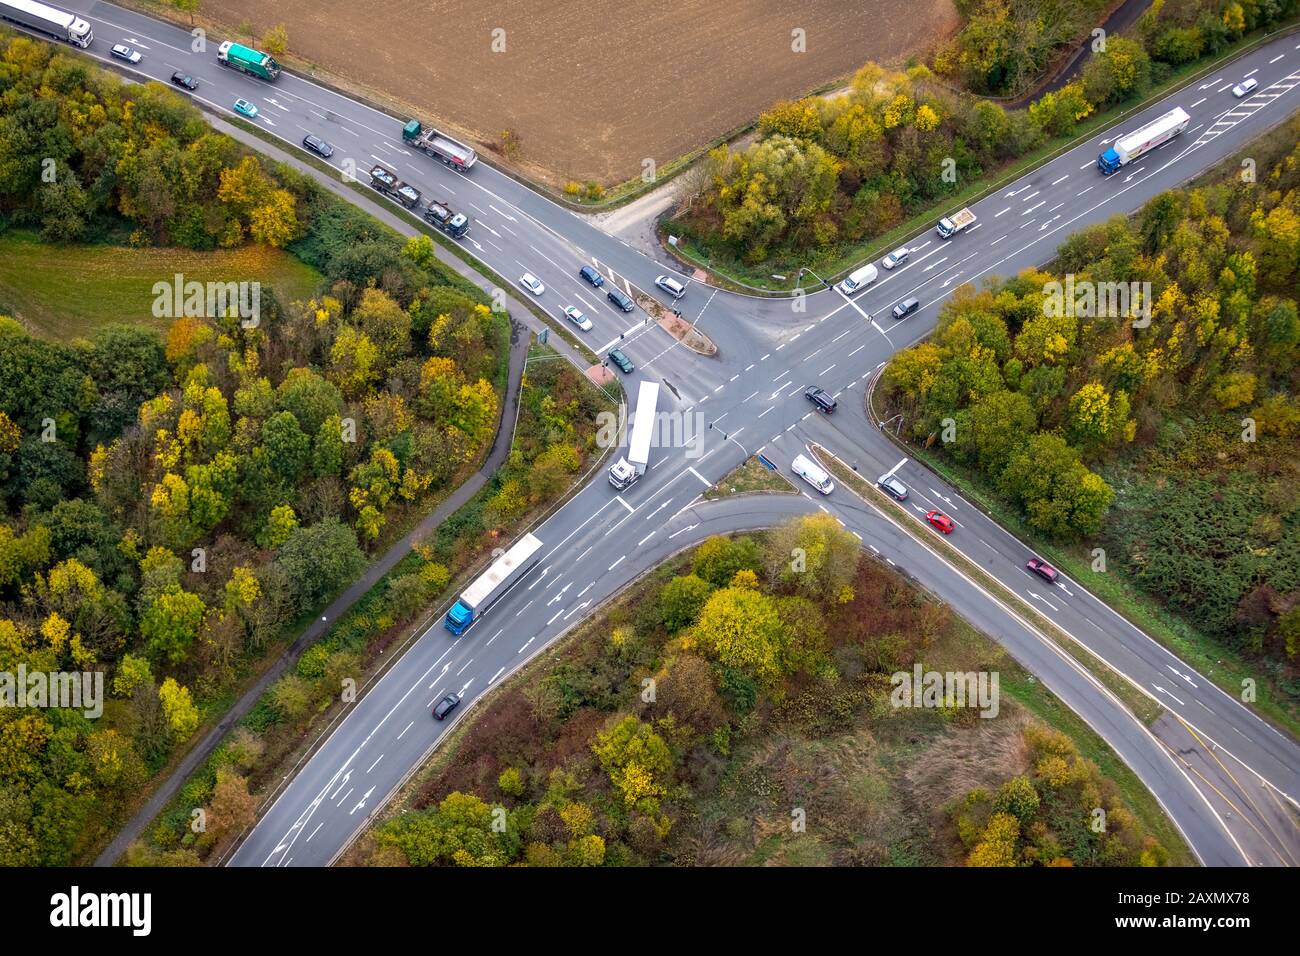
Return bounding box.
[217,41,281,81]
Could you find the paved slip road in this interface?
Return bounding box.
[21,2,1300,865]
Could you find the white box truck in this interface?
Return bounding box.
[0,0,92,47]
[608,381,660,491]
[936,207,976,239]
[443,533,544,635]
[1097,107,1190,175]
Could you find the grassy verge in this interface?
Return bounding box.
[703,456,796,499]
[0,229,321,339]
[814,445,1165,728]
[665,18,1300,294]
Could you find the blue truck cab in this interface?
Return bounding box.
[444,600,474,635]
[1097,148,1122,175]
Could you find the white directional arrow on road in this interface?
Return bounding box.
[923,257,948,272]
[1029,591,1060,613]
[547,582,571,606]
[1152,684,1186,707]
[328,770,352,800]
[458,679,475,696]
[564,600,592,621]
[349,786,375,816]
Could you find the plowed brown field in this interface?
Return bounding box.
[202,0,959,185]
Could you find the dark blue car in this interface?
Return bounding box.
[579,264,604,288]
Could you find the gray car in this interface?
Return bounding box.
[877,474,908,500]
[892,298,920,320]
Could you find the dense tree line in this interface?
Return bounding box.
[0,34,517,863]
[952,724,1166,866]
[938,0,1297,96]
[936,0,1113,95]
[671,0,1297,270]
[882,120,1300,670]
[122,354,610,864]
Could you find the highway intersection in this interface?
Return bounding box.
[26,1,1300,868]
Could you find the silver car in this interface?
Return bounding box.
[111,44,142,64]
[563,306,592,331]
[881,246,910,270]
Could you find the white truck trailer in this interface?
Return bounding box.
[1097,107,1190,175]
[0,0,92,47]
[608,381,660,491]
[443,533,544,635]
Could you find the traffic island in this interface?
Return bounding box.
[702,455,796,499]
[631,289,718,356]
[658,312,718,355]
[586,364,617,387]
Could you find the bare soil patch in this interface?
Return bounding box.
[198,0,961,185]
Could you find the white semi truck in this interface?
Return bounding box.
[608,381,660,491]
[0,0,92,47]
[443,533,544,635]
[1097,107,1190,175]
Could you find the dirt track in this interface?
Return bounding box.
[203,0,960,185]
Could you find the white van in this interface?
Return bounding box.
[792,454,834,495]
[836,263,878,296]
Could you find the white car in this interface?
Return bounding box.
[881,246,910,270]
[518,273,545,296]
[563,306,592,332]
[111,44,142,64]
[1232,77,1258,97]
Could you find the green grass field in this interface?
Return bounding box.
[0,231,323,340]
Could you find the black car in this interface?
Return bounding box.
[607,348,635,374]
[805,386,836,414]
[170,71,198,91]
[579,264,605,288]
[892,297,920,320]
[302,135,334,158]
[607,288,635,313]
[432,693,461,721]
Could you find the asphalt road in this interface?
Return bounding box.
[19,2,1300,866]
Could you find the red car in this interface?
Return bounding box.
[925,510,954,534]
[1026,557,1059,584]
